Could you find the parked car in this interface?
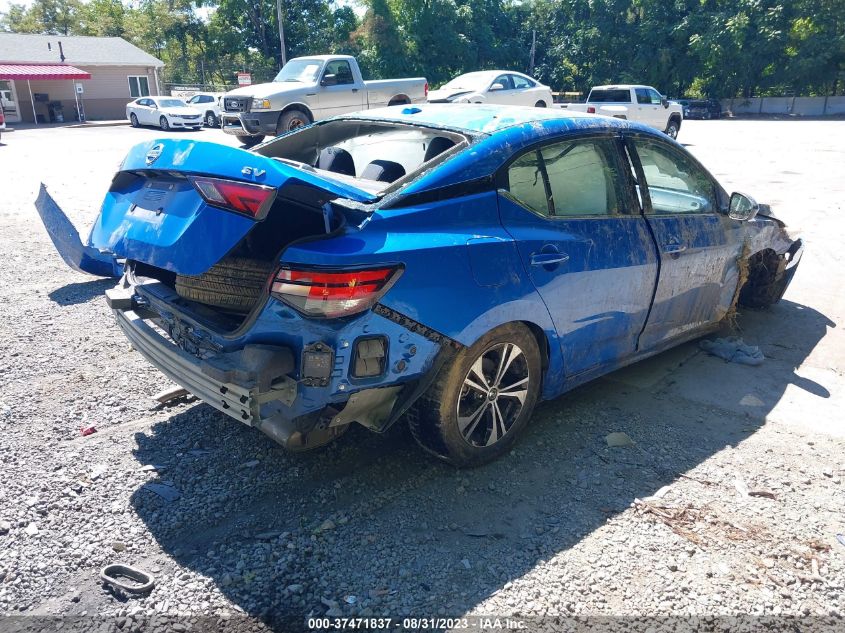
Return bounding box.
[126,96,204,131]
[36,105,802,466]
[683,98,721,119]
[565,84,684,138]
[220,55,427,146]
[186,92,224,127]
[427,71,553,107]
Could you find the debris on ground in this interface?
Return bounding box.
[100,564,155,594]
[79,425,97,436]
[605,432,635,447]
[141,483,180,502]
[152,386,192,407]
[699,337,765,366]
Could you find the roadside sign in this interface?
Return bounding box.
[237,73,252,87]
[75,83,84,94]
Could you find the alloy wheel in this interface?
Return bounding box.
[457,342,530,447]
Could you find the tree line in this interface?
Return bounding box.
[2,0,843,98]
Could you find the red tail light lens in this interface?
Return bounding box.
[587,106,596,114]
[424,82,429,98]
[0,111,5,124]
[190,176,276,219]
[271,265,402,318]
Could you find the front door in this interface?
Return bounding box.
[635,87,660,128]
[498,134,659,378]
[317,59,364,118]
[0,80,21,123]
[626,134,739,349]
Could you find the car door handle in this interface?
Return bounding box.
[530,252,570,266]
[662,243,687,254]
[352,88,359,93]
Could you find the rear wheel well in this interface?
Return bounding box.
[519,321,550,374]
[388,95,410,106]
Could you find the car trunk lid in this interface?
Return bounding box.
[89,138,376,276]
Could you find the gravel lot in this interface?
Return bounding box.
[0,119,843,631]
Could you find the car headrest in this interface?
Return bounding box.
[424,136,456,162]
[361,160,406,183]
[317,147,355,176]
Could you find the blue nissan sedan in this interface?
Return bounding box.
[37,104,802,466]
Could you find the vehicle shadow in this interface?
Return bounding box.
[48,278,115,305]
[127,299,834,628]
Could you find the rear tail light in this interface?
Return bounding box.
[0,111,4,124]
[587,106,596,114]
[189,176,275,219]
[424,82,429,98]
[271,265,402,318]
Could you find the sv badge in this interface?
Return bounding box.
[241,166,266,178]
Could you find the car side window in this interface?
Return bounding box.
[491,75,512,91]
[635,88,651,104]
[507,139,623,217]
[324,60,354,85]
[633,139,717,214]
[511,74,534,89]
[647,88,663,105]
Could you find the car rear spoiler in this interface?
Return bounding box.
[35,184,123,278]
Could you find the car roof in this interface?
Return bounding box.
[591,85,651,90]
[344,103,616,135]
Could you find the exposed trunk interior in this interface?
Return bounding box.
[130,190,341,333]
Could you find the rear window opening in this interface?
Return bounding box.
[588,89,631,103]
[254,120,469,196]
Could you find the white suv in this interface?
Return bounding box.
[186,92,224,128]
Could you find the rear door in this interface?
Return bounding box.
[625,133,738,348]
[498,134,659,378]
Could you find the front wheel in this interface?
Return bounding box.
[276,109,310,135]
[159,116,170,131]
[205,112,218,127]
[409,323,541,467]
[130,113,139,128]
[664,118,680,139]
[535,100,547,108]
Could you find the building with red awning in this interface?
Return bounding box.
[0,34,163,124]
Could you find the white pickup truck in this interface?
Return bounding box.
[563,84,684,139]
[221,55,428,145]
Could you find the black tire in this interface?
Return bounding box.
[241,135,265,148]
[174,257,275,312]
[408,323,541,467]
[130,113,139,128]
[205,112,218,127]
[159,116,170,131]
[665,117,681,139]
[276,109,310,135]
[535,100,547,108]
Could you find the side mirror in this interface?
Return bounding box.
[661,98,669,108]
[321,74,338,87]
[489,83,505,91]
[729,192,759,221]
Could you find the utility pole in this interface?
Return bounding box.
[277,0,287,67]
[528,29,536,76]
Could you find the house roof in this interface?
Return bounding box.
[0,34,163,67]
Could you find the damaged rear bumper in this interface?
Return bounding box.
[108,282,449,450]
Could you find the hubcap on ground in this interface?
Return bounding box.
[457,342,529,447]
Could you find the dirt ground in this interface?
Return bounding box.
[0,118,843,631]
